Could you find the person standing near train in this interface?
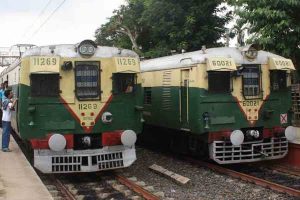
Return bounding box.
[0,83,4,128]
[2,90,17,152]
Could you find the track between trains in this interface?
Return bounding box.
[187,158,300,198]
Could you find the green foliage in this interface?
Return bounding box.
[95,0,231,58]
[229,0,300,67]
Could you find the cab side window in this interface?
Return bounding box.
[30,74,59,97]
[113,73,136,94]
[208,71,231,93]
[270,71,287,90]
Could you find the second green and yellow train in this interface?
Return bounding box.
[140,44,297,164]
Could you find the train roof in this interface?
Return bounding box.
[22,44,138,58]
[141,47,285,72]
[0,43,138,76]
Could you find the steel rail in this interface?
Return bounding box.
[51,176,76,200]
[115,174,160,200]
[188,159,300,198]
[267,164,300,177]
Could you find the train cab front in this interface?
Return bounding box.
[22,40,142,173]
[205,45,297,164]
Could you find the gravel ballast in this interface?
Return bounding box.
[121,147,297,200]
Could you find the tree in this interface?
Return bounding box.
[95,0,232,58]
[229,0,300,68]
[95,0,146,55]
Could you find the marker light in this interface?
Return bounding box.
[121,130,137,147]
[230,130,244,146]
[48,134,66,151]
[285,126,297,141]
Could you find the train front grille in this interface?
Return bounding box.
[209,137,288,164]
[51,152,124,173]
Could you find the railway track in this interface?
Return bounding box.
[12,132,161,200]
[187,158,300,198]
[44,172,161,200]
[263,163,300,177]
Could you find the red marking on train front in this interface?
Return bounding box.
[59,95,113,133]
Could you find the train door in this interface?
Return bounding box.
[180,69,189,128]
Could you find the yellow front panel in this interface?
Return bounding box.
[231,64,270,124]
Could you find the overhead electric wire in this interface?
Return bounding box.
[29,0,67,39]
[21,0,52,38]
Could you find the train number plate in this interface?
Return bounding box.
[31,57,58,67]
[30,56,60,73]
[242,100,259,107]
[116,58,137,66]
[78,103,97,110]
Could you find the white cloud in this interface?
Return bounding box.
[0,0,125,47]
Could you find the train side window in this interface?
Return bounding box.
[270,70,287,90]
[208,71,230,93]
[30,74,59,97]
[113,73,136,94]
[75,61,100,100]
[144,87,152,105]
[241,65,261,98]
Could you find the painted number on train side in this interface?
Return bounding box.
[116,58,136,66]
[242,100,259,107]
[78,103,97,110]
[32,57,57,66]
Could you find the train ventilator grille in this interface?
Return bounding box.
[209,137,288,164]
[34,146,136,173]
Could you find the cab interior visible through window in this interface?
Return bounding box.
[30,73,59,97]
[270,70,287,90]
[113,73,136,94]
[208,71,231,93]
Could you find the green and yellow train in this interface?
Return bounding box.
[1,40,143,173]
[141,44,297,164]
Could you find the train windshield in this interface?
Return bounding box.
[113,73,136,94]
[75,61,100,100]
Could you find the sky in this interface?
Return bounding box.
[0,0,125,47]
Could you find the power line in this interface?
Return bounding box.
[29,0,67,39]
[21,0,52,38]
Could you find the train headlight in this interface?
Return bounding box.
[246,130,260,139]
[48,134,66,151]
[78,40,97,57]
[285,126,297,141]
[121,130,137,147]
[230,130,244,146]
[82,136,91,147]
